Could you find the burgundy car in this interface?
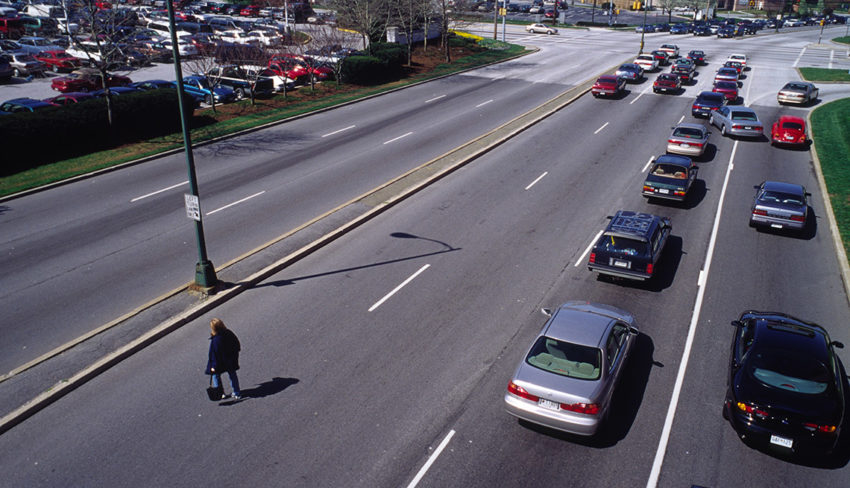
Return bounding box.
[34,50,84,73]
[653,73,681,94]
[713,80,739,103]
[51,68,132,93]
[591,75,626,98]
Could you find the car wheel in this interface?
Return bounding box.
[721,124,727,136]
[13,68,21,78]
[234,87,245,99]
[204,94,212,105]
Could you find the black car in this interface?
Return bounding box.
[717,25,735,38]
[687,50,706,65]
[693,25,710,36]
[671,60,695,83]
[725,311,846,455]
[587,210,671,281]
[691,91,725,117]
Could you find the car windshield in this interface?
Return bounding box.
[760,191,803,205]
[730,111,757,121]
[749,348,829,394]
[652,163,688,178]
[598,234,648,256]
[672,127,703,139]
[526,336,601,380]
[781,121,804,130]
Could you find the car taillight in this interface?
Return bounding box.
[736,402,768,419]
[673,190,686,196]
[803,422,837,433]
[645,263,653,275]
[667,139,676,144]
[561,402,599,415]
[733,124,745,129]
[588,252,596,264]
[753,209,767,216]
[507,382,539,402]
[689,141,703,147]
[643,185,654,192]
[790,215,805,222]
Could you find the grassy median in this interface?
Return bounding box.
[0,42,527,198]
[811,97,850,256]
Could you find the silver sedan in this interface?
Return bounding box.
[709,106,764,138]
[777,81,818,105]
[749,181,809,232]
[504,301,639,436]
[666,122,710,157]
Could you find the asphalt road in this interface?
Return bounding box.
[1,24,850,488]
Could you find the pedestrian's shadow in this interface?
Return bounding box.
[220,377,299,405]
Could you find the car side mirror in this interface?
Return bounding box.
[541,308,552,317]
[731,320,743,328]
[629,326,639,335]
[831,341,844,349]
[806,192,812,197]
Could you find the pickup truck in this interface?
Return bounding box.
[206,64,274,99]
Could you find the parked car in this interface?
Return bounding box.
[587,210,672,281]
[670,23,688,34]
[43,91,95,105]
[666,123,710,157]
[642,154,698,202]
[240,64,295,92]
[724,311,845,454]
[749,181,809,231]
[0,54,15,82]
[50,67,132,93]
[709,106,764,138]
[91,86,142,97]
[770,115,808,147]
[717,25,735,38]
[591,74,627,98]
[0,97,58,115]
[526,23,558,34]
[777,81,818,105]
[15,36,63,55]
[712,80,739,103]
[5,51,47,77]
[504,301,640,436]
[34,49,83,73]
[691,91,726,117]
[205,64,275,99]
[615,63,643,83]
[653,73,681,94]
[182,74,237,104]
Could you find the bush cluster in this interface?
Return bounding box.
[340,42,407,85]
[0,89,194,175]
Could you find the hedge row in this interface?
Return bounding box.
[0,89,194,175]
[340,42,407,85]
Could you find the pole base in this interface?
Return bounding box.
[194,260,218,288]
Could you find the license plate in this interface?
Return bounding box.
[744,126,753,130]
[680,143,690,148]
[770,223,783,229]
[770,434,793,448]
[785,135,794,140]
[613,259,630,268]
[538,398,560,411]
[658,188,669,194]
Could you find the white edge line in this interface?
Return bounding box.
[369,264,430,312]
[646,140,738,488]
[575,230,604,267]
[321,125,356,138]
[206,191,265,216]
[476,99,494,108]
[677,114,685,124]
[630,85,649,105]
[525,171,548,191]
[383,131,414,145]
[593,122,609,134]
[641,156,654,173]
[793,47,806,68]
[425,94,446,103]
[131,180,189,202]
[406,429,456,488]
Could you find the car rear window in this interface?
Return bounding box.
[698,94,723,103]
[749,348,829,394]
[597,234,648,256]
[781,121,803,130]
[672,127,703,138]
[760,191,803,205]
[715,81,736,89]
[730,111,757,121]
[652,163,688,178]
[526,337,601,380]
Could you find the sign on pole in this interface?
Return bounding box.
[185,193,201,221]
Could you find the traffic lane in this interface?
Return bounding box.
[0,73,712,486]
[655,124,850,487]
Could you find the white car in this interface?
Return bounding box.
[727,53,747,68]
[240,64,296,92]
[659,43,679,58]
[634,54,659,71]
[526,23,558,35]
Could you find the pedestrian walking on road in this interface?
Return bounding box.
[205,318,242,400]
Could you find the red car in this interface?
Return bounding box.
[35,50,84,73]
[653,73,681,94]
[50,68,132,93]
[770,115,808,147]
[268,54,333,84]
[44,92,96,105]
[240,5,261,16]
[712,80,739,103]
[591,75,626,98]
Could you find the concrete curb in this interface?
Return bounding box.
[806,105,850,308]
[0,55,632,435]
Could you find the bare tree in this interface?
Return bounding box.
[332,0,388,50]
[391,0,422,65]
[180,47,227,112]
[303,23,357,85]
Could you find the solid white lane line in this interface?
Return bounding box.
[594,122,609,134]
[406,429,456,488]
[383,132,414,145]
[206,191,265,216]
[574,230,603,267]
[744,67,755,107]
[793,47,806,68]
[369,264,430,312]
[321,125,355,138]
[525,172,548,190]
[476,99,494,108]
[645,139,739,488]
[641,156,654,173]
[131,181,188,202]
[425,94,446,103]
[630,84,651,105]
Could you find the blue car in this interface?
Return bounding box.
[0,97,58,115]
[182,75,237,105]
[91,86,142,97]
[131,79,203,108]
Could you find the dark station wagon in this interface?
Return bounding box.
[642,154,698,202]
[588,211,672,281]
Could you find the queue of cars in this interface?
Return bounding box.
[507,40,844,458]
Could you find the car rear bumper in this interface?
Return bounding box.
[724,402,838,454]
[728,128,764,138]
[588,264,651,281]
[666,142,704,156]
[504,394,600,436]
[777,94,806,104]
[750,214,805,230]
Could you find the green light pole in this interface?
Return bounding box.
[165,0,217,288]
[639,0,648,54]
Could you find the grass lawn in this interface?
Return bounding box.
[799,67,850,82]
[832,36,850,45]
[811,98,850,256]
[0,42,527,198]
